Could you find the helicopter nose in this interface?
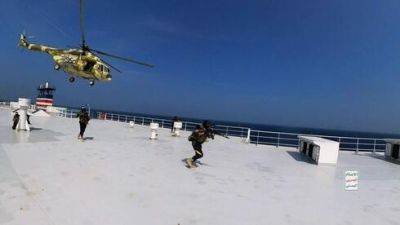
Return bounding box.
[106,74,112,81]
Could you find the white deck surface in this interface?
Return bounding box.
[0,108,400,225]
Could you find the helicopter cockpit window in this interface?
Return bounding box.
[99,64,103,71]
[103,66,109,73]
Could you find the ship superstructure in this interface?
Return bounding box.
[36,82,56,109]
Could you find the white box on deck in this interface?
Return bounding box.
[298,136,340,165]
[18,98,31,108]
[384,139,400,161]
[173,121,182,129]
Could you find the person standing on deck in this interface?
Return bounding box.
[186,121,215,168]
[77,106,90,140]
[12,112,20,130]
[27,114,31,125]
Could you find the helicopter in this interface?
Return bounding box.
[18,0,153,86]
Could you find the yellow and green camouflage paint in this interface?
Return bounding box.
[18,34,112,81]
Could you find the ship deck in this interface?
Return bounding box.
[0,108,399,225]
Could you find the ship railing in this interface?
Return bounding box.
[96,112,386,152]
[96,112,251,141]
[56,110,387,153]
[58,108,78,118]
[0,102,10,109]
[0,102,36,111]
[250,129,386,153]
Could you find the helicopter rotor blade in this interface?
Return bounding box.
[88,48,154,68]
[99,58,122,73]
[79,0,86,47]
[85,49,121,72]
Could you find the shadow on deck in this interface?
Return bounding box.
[286,151,316,164]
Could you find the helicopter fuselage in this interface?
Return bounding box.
[53,52,112,81]
[17,0,153,86]
[19,35,112,82]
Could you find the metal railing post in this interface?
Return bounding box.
[373,139,376,153]
[297,138,300,150]
[277,133,280,147]
[356,138,359,154]
[256,131,259,145]
[245,129,251,143]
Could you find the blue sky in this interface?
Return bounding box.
[1,0,400,133]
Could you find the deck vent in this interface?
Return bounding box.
[150,122,159,140]
[172,122,183,137]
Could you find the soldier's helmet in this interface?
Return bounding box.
[202,120,213,129]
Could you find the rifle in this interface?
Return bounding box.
[201,121,230,139]
[209,128,230,139]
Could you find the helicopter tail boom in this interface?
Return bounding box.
[18,33,59,55]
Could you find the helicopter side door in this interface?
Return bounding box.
[83,60,96,72]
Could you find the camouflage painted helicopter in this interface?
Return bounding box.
[18,0,153,86]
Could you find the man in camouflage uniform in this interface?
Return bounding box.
[186,121,215,168]
[77,107,90,140]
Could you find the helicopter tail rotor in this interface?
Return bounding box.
[18,30,35,48]
[18,33,29,48]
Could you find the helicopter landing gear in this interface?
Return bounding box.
[54,64,60,70]
[68,77,75,83]
[89,80,95,86]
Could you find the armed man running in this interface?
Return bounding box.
[77,106,90,140]
[185,121,229,168]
